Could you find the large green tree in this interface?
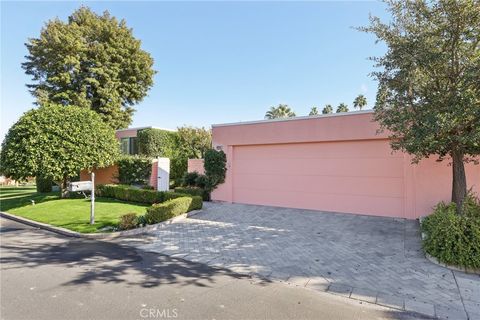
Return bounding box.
[176,126,212,159]
[0,105,119,196]
[265,104,296,119]
[353,94,367,110]
[361,0,480,213]
[22,7,155,129]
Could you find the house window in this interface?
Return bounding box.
[120,137,139,155]
[120,138,130,154]
[130,137,138,154]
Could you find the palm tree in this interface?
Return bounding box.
[265,104,296,119]
[336,103,349,113]
[353,94,367,110]
[322,104,333,114]
[309,107,319,116]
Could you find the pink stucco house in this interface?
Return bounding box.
[210,110,479,219]
[81,126,174,189]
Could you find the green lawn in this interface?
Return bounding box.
[0,186,148,233]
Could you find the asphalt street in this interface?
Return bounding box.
[0,217,430,320]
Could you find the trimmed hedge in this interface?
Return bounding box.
[117,155,152,185]
[422,195,480,269]
[97,184,189,204]
[175,187,210,201]
[145,196,203,224]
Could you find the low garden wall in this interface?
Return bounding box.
[187,159,205,175]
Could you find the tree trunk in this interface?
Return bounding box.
[60,176,69,198]
[451,150,467,215]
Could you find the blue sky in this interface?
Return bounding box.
[1,1,388,139]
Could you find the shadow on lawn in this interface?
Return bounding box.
[0,224,254,289]
[0,188,59,212]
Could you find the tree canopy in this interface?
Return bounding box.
[353,94,367,110]
[22,7,155,129]
[309,107,319,116]
[322,105,333,114]
[176,126,212,159]
[265,104,296,119]
[336,103,349,113]
[0,105,119,193]
[361,0,480,212]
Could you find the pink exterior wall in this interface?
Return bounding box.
[115,128,139,139]
[212,111,479,219]
[188,159,205,175]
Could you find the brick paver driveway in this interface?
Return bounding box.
[129,202,480,320]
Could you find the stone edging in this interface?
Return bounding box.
[0,209,202,240]
[419,216,480,275]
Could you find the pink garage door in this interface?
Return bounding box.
[232,140,406,217]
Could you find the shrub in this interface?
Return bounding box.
[137,128,186,182]
[182,172,199,186]
[118,213,138,230]
[204,149,227,192]
[96,184,194,205]
[117,155,152,185]
[137,128,176,158]
[422,195,480,269]
[145,196,203,224]
[175,186,210,201]
[194,174,209,189]
[36,175,52,193]
[136,215,147,227]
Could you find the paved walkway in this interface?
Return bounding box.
[125,202,480,320]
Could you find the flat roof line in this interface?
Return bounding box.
[211,109,374,128]
[116,126,176,132]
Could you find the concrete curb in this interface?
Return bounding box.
[0,209,203,240]
[419,216,480,275]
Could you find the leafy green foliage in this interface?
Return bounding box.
[336,103,349,113]
[265,104,296,119]
[175,186,210,201]
[36,175,52,193]
[309,107,319,116]
[182,172,200,186]
[1,105,119,187]
[22,7,155,129]
[161,126,211,183]
[194,174,209,189]
[353,94,367,110]
[118,213,139,230]
[176,126,212,159]
[422,195,480,268]
[204,149,227,192]
[137,128,185,182]
[137,129,176,158]
[360,0,480,211]
[117,155,152,185]
[145,196,202,224]
[322,105,333,114]
[96,184,192,204]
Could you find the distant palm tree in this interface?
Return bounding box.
[322,104,333,114]
[336,103,349,113]
[309,107,319,116]
[353,94,367,110]
[265,104,296,119]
